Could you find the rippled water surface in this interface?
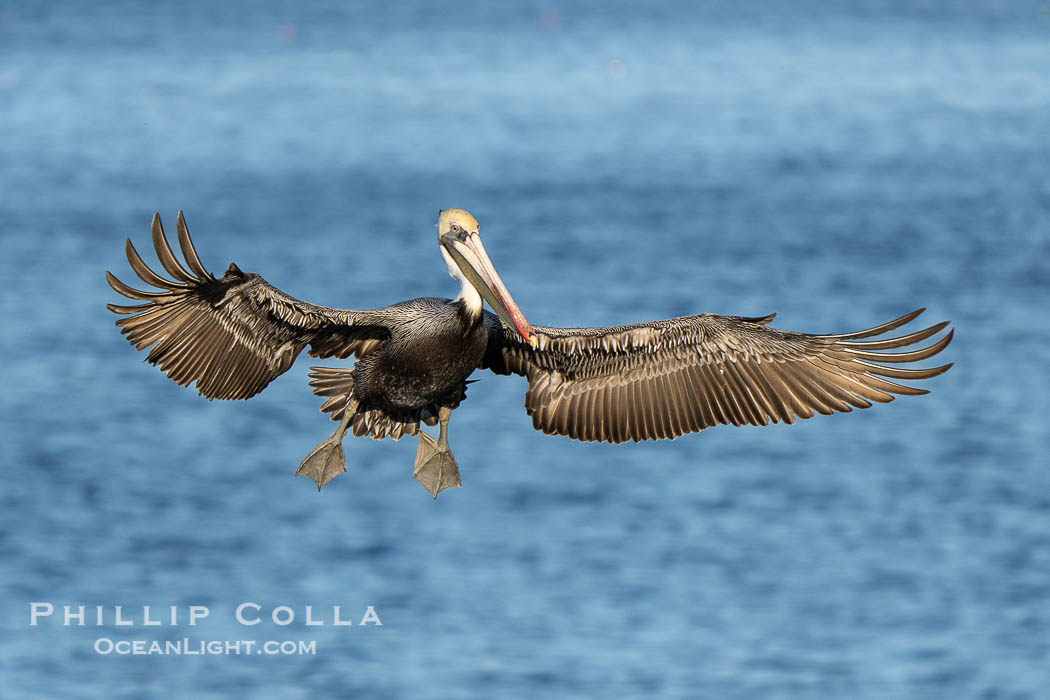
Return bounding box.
[3,1,1049,698]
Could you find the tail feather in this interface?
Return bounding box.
[307,367,421,441]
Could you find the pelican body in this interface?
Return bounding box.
[107,208,953,497]
[351,298,485,415]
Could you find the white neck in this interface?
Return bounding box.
[441,246,482,318]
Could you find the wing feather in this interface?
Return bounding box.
[484,308,952,443]
[151,212,197,283]
[175,210,215,282]
[107,211,390,400]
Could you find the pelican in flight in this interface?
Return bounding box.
[107,209,953,497]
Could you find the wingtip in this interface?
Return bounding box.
[928,320,950,335]
[903,308,925,324]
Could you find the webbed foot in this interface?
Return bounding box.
[296,435,347,491]
[413,430,461,499]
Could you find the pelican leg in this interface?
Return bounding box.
[296,401,356,491]
[413,406,461,499]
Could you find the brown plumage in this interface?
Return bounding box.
[482,309,952,443]
[107,208,953,495]
[106,212,475,441]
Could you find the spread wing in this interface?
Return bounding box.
[106,211,390,399]
[483,309,953,443]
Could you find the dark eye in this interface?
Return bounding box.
[450,223,462,233]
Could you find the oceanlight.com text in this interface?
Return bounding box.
[94,638,317,655]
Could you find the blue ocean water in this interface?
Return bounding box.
[2,1,1049,697]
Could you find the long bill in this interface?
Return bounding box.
[441,232,536,347]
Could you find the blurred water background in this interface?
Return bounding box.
[2,1,1049,697]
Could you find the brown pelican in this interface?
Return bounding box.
[107,209,953,497]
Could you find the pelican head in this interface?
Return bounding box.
[437,208,535,346]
